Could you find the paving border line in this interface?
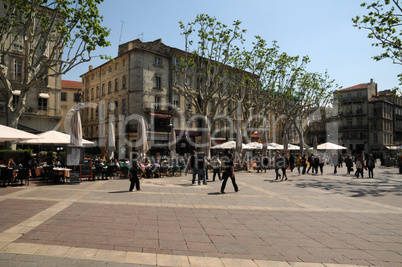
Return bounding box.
[0,242,371,267]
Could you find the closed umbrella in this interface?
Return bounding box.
[136,117,148,160]
[0,124,40,142]
[70,110,82,147]
[261,131,268,156]
[107,121,115,160]
[236,128,242,157]
[169,126,176,157]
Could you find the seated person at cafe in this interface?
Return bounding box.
[143,158,152,178]
[7,158,16,168]
[112,159,120,168]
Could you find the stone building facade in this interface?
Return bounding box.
[80,38,276,159]
[59,80,82,132]
[334,79,401,157]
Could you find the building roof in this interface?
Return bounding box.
[61,80,81,89]
[337,83,370,92]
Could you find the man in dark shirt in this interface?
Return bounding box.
[188,152,197,184]
[220,153,239,193]
[197,153,207,185]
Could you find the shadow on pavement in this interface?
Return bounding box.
[294,175,402,198]
[108,191,131,194]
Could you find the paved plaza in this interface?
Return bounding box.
[0,165,401,266]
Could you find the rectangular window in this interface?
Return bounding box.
[347,118,352,127]
[96,86,99,98]
[155,96,161,110]
[122,75,127,89]
[357,118,362,127]
[74,93,80,102]
[155,76,161,89]
[155,57,161,66]
[13,37,23,52]
[108,81,112,94]
[101,83,105,96]
[186,100,192,111]
[61,92,67,101]
[14,60,22,81]
[174,58,179,66]
[38,97,47,111]
[173,94,180,107]
[12,95,19,109]
[115,78,119,91]
[91,88,94,100]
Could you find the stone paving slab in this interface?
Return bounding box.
[0,166,401,266]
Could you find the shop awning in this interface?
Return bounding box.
[150,112,171,118]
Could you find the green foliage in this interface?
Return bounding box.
[0,149,32,164]
[0,0,111,127]
[352,0,402,84]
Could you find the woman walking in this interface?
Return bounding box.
[366,154,375,178]
[280,153,289,181]
[355,154,365,178]
[129,160,142,192]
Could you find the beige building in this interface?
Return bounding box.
[334,79,401,158]
[80,38,270,158]
[0,60,61,134]
[0,1,62,134]
[59,80,82,132]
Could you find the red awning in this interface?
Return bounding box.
[150,113,171,118]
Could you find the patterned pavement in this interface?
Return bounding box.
[0,165,401,266]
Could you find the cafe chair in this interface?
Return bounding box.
[94,166,103,180]
[1,168,14,186]
[16,168,30,186]
[103,165,117,180]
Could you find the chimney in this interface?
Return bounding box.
[89,65,93,71]
[370,78,373,84]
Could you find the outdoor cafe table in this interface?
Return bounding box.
[35,166,43,177]
[53,167,72,183]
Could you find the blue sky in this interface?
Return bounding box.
[63,0,401,91]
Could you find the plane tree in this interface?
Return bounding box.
[352,0,402,85]
[0,0,110,128]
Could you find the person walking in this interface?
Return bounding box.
[274,150,281,180]
[188,152,197,185]
[366,154,375,178]
[345,154,353,175]
[318,154,324,175]
[333,153,339,174]
[129,160,141,192]
[289,154,295,172]
[313,154,319,174]
[197,153,207,185]
[280,153,289,181]
[211,155,222,181]
[307,154,314,174]
[301,154,307,174]
[220,153,239,193]
[296,154,302,175]
[355,154,365,178]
